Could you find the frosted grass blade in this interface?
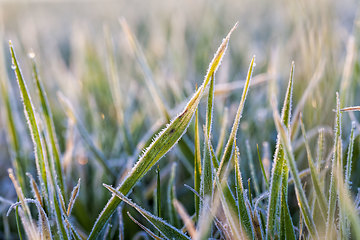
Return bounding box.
[67,179,81,216]
[337,168,360,240]
[246,140,260,195]
[214,172,242,239]
[0,79,26,190]
[9,42,48,196]
[217,56,255,180]
[234,146,253,238]
[127,212,163,240]
[200,73,215,203]
[326,93,341,239]
[32,58,65,198]
[266,62,294,239]
[272,101,318,238]
[257,144,269,188]
[104,184,190,240]
[156,165,161,218]
[340,122,355,238]
[26,173,42,207]
[194,109,201,219]
[167,163,179,228]
[300,115,327,220]
[88,22,238,239]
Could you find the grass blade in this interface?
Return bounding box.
[217,56,255,180]
[104,184,190,240]
[32,58,65,198]
[257,144,269,189]
[156,166,161,218]
[340,121,355,238]
[194,108,201,219]
[234,146,253,238]
[67,179,81,216]
[0,79,26,191]
[88,22,238,239]
[214,172,242,239]
[246,140,260,195]
[167,163,180,228]
[299,115,328,221]
[266,62,294,239]
[127,212,163,240]
[325,92,341,239]
[9,42,49,197]
[272,99,318,238]
[345,122,355,189]
[200,73,215,206]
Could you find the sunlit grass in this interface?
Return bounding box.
[1,1,360,239]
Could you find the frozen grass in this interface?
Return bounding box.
[1,0,360,239]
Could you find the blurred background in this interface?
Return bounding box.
[0,0,359,239]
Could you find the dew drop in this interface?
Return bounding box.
[11,65,16,70]
[28,51,35,59]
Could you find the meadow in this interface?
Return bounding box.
[0,0,360,239]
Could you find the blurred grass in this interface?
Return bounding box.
[0,0,360,239]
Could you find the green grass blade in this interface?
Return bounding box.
[200,132,213,207]
[104,184,190,240]
[167,163,179,228]
[266,62,294,239]
[205,73,215,137]
[280,188,295,240]
[337,169,360,240]
[345,121,355,189]
[316,129,325,189]
[300,115,328,221]
[217,56,255,180]
[31,58,66,200]
[88,23,238,240]
[340,121,355,238]
[156,166,161,218]
[234,146,253,238]
[67,179,81,216]
[246,140,260,196]
[9,42,49,198]
[214,172,242,239]
[272,101,318,238]
[41,131,69,240]
[257,144,269,189]
[325,92,341,239]
[200,73,215,203]
[194,108,201,219]
[209,143,219,171]
[127,212,163,240]
[0,35,26,192]
[0,79,26,191]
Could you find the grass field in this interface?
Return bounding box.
[0,0,360,239]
